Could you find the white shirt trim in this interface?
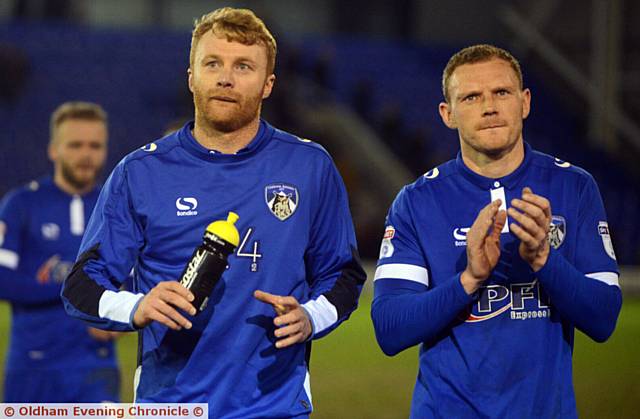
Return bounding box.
[98,290,144,324]
[374,263,429,286]
[490,186,510,233]
[0,248,19,270]
[301,295,338,335]
[70,195,85,236]
[133,365,142,403]
[304,370,313,405]
[586,272,619,287]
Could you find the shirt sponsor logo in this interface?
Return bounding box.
[598,221,617,260]
[548,215,566,249]
[41,223,60,240]
[176,197,198,216]
[461,280,551,323]
[453,227,470,246]
[51,260,73,283]
[265,183,298,221]
[379,226,395,259]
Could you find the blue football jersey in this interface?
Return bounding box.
[62,121,366,418]
[372,143,620,418]
[0,177,118,385]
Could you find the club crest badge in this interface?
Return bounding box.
[548,215,566,249]
[265,183,298,221]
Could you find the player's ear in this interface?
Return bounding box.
[187,67,194,93]
[262,74,275,99]
[439,102,457,129]
[521,88,531,120]
[47,140,57,163]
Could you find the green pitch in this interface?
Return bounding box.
[0,297,638,418]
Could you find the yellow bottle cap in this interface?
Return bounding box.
[205,212,240,247]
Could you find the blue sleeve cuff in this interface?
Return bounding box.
[535,248,560,279]
[300,304,315,341]
[453,272,478,303]
[532,249,622,342]
[128,296,144,330]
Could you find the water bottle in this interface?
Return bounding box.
[179,212,240,313]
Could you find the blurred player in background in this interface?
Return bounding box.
[371,44,622,418]
[62,7,365,418]
[0,101,120,402]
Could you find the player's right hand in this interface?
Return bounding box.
[461,200,507,294]
[132,281,196,330]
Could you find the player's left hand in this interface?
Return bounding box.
[253,290,312,349]
[508,187,552,271]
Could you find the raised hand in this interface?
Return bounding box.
[461,200,507,294]
[508,187,552,271]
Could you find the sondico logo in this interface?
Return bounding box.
[453,227,470,247]
[176,197,198,216]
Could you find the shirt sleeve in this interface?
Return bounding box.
[301,157,366,339]
[574,174,619,277]
[536,174,621,342]
[0,189,63,304]
[371,186,474,356]
[61,160,145,331]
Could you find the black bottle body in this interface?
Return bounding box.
[179,232,236,313]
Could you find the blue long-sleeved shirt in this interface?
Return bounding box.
[371,143,621,419]
[62,121,366,418]
[0,177,118,372]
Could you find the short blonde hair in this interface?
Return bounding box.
[49,101,107,144]
[190,7,277,75]
[442,44,523,103]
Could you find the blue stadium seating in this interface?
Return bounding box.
[0,22,637,263]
